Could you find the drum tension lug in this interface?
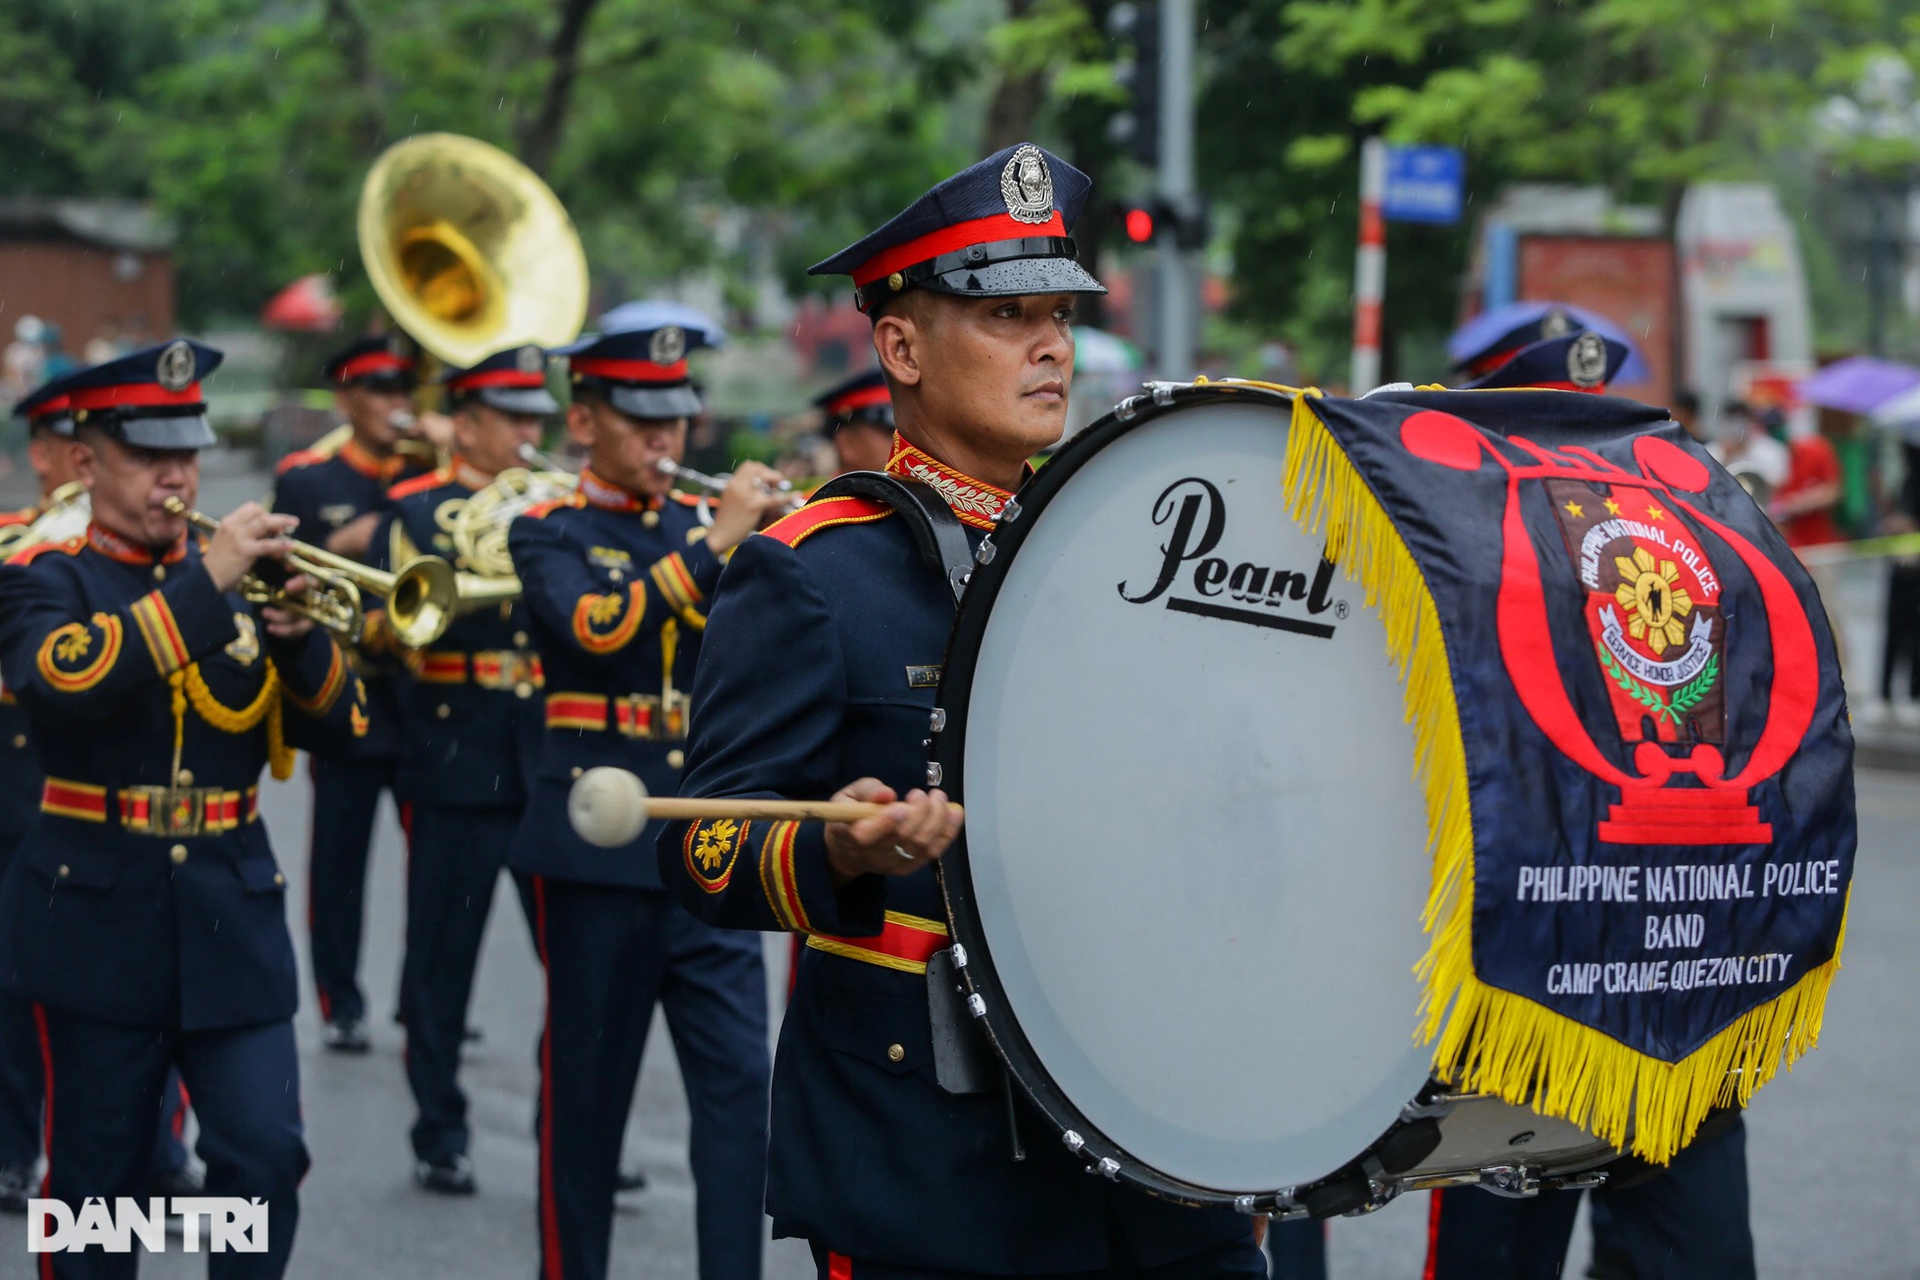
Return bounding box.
[1479,1164,1542,1198]
[998,498,1021,524]
[949,943,967,968]
[929,707,947,733]
[926,762,944,787]
[1115,396,1142,422]
[975,539,996,565]
[1061,1130,1085,1154]
[1092,1156,1121,1181]
[966,993,986,1019]
[1146,381,1179,406]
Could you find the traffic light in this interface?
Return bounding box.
[1107,1,1160,166]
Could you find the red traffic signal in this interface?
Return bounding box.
[1123,206,1156,243]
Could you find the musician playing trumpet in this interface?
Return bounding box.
[273,335,431,1054]
[368,344,554,1196]
[505,323,785,1280]
[0,339,366,1279]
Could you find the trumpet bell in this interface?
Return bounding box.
[388,556,459,649]
[358,133,588,368]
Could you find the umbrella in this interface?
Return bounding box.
[260,274,343,332]
[596,299,728,350]
[1799,356,1920,415]
[1448,301,1651,385]
[1071,326,1142,374]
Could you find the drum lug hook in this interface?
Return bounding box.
[1478,1164,1542,1198]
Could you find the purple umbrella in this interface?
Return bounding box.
[1795,356,1920,414]
[1448,301,1651,385]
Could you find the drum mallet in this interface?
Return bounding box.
[568,766,965,849]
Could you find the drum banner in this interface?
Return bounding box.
[1278,386,1854,1163]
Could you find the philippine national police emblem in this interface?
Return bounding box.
[649,325,686,366]
[156,339,196,392]
[516,345,544,374]
[1568,332,1608,389]
[1000,143,1054,223]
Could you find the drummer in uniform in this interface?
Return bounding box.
[0,339,367,1276]
[657,144,1263,1278]
[506,324,787,1280]
[371,344,553,1195]
[813,368,894,475]
[272,335,422,1053]
[1422,324,1757,1280]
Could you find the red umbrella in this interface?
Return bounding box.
[261,274,344,332]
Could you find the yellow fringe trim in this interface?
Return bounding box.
[1278,389,1847,1164]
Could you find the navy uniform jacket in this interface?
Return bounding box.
[273,439,413,758]
[507,470,721,889]
[657,441,1250,1271]
[373,462,544,808]
[0,528,365,1030]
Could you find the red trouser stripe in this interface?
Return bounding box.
[828,1253,852,1280]
[34,1003,53,1280]
[534,877,564,1280]
[1423,1188,1444,1280]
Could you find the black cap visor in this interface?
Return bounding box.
[605,383,702,422]
[855,237,1106,312]
[467,386,561,417]
[824,404,896,437]
[108,409,218,451]
[27,413,75,439]
[343,370,417,395]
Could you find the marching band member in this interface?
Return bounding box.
[813,368,894,476]
[371,345,553,1195]
[505,323,785,1280]
[0,374,79,1210]
[1421,325,1756,1280]
[0,339,366,1277]
[0,374,200,1218]
[657,145,1262,1277]
[272,336,424,1054]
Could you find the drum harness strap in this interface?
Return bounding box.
[807,473,1022,1154]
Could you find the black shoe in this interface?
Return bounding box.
[614,1164,647,1193]
[146,1167,204,1236]
[0,1161,32,1214]
[414,1154,476,1195]
[148,1166,204,1198]
[323,1017,371,1054]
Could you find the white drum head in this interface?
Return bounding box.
[950,396,1434,1193]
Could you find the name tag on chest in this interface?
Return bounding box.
[905,665,942,689]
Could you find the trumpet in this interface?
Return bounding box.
[164,498,372,643]
[657,459,803,524]
[164,499,513,649]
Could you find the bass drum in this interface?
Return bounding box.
[931,383,1617,1217]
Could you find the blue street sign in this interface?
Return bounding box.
[1381,145,1465,225]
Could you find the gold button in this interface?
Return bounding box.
[436,704,451,719]
[570,766,584,779]
[56,864,69,879]
[886,1043,905,1063]
[666,749,685,770]
[10,734,23,749]
[513,632,529,648]
[609,568,624,581]
[169,845,188,864]
[273,872,286,887]
[514,682,533,700]
[642,510,661,528]
[887,271,905,291]
[152,565,166,582]
[175,769,194,787]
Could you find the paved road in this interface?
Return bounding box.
[0,464,1910,1277]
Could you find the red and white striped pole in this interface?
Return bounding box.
[1350,137,1387,393]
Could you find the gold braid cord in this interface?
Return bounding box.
[168,661,295,782]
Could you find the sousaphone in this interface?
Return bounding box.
[357,133,588,368]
